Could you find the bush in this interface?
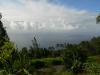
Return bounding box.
[30,60,45,69]
[51,59,63,65]
[63,44,87,74]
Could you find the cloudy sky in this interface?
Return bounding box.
[0,0,100,48]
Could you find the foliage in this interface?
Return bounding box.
[83,56,100,75]
[0,41,14,63]
[63,44,88,74]
[96,14,100,23]
[31,57,63,68]
[0,20,9,47]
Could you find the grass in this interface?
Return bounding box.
[31,57,63,67]
[81,55,100,75]
[32,57,63,63]
[30,55,100,75]
[54,71,73,75]
[30,57,74,75]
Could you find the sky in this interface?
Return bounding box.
[52,0,100,12]
[0,0,100,48]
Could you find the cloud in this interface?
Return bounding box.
[0,0,97,33]
[0,0,99,48]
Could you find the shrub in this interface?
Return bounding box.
[63,44,88,74]
[30,58,63,69]
[51,59,63,65]
[30,60,45,69]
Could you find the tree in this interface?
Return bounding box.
[90,37,100,55]
[0,14,15,73]
[29,37,40,58]
[31,37,39,50]
[96,14,100,23]
[0,41,14,65]
[63,44,88,74]
[0,13,9,47]
[11,47,30,74]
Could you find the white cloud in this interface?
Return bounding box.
[0,0,99,48]
[0,0,96,33]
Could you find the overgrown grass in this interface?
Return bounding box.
[30,56,100,75]
[54,71,73,75]
[82,55,100,75]
[31,57,63,69]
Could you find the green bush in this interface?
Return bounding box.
[63,44,88,74]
